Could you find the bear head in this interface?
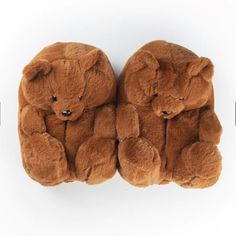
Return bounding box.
[123,46,214,119]
[21,48,116,121]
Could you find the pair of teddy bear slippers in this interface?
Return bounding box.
[18,40,222,189]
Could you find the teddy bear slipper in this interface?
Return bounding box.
[116,40,222,188]
[18,42,117,186]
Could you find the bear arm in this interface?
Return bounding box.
[199,108,222,144]
[21,105,46,136]
[94,104,116,138]
[116,104,140,141]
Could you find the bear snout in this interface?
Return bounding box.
[152,96,184,119]
[52,100,84,121]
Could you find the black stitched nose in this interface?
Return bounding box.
[162,111,172,115]
[62,110,72,116]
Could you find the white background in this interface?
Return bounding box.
[0,0,236,235]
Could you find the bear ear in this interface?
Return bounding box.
[23,59,51,81]
[187,57,214,82]
[128,49,160,74]
[80,48,108,73]
[80,49,116,108]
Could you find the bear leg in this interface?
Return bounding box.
[118,137,161,187]
[173,142,222,188]
[22,133,70,186]
[75,137,116,184]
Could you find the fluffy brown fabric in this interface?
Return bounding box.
[117,40,222,188]
[18,42,117,186]
[18,40,222,188]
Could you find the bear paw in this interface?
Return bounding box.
[118,137,161,187]
[173,142,222,188]
[22,133,70,186]
[75,137,116,184]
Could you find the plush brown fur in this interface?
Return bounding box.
[117,40,222,188]
[18,42,117,186]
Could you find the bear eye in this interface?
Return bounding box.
[179,97,184,101]
[52,96,58,102]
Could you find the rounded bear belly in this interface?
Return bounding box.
[45,109,95,166]
[165,109,200,171]
[137,107,166,154]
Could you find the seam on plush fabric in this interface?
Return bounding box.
[197,109,201,141]
[164,119,168,170]
[63,121,68,143]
